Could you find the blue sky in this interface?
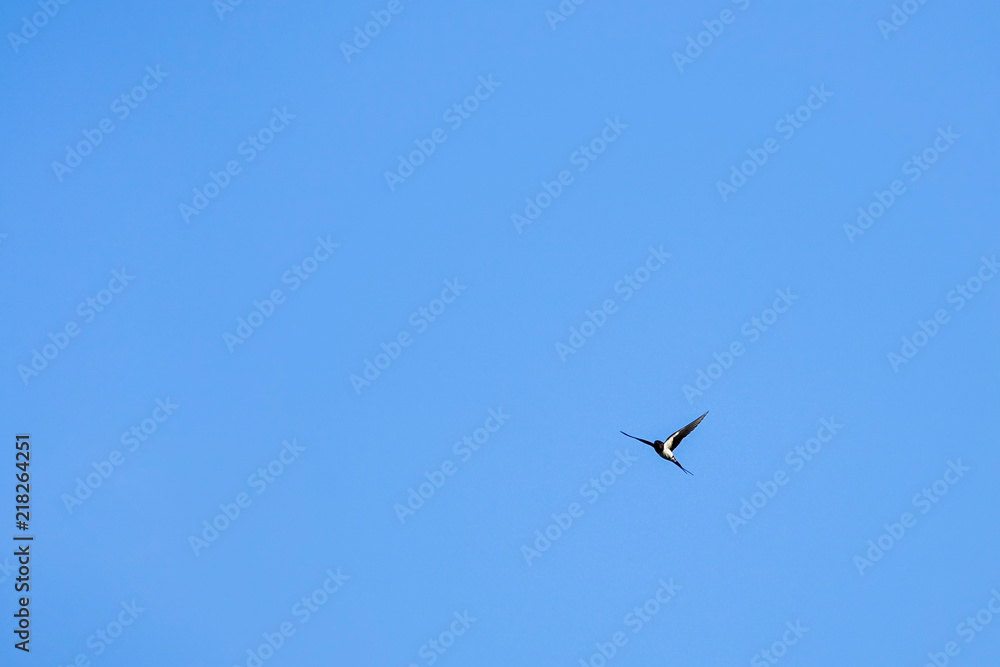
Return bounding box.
[2,0,999,665]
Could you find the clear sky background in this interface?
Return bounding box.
[2,0,999,665]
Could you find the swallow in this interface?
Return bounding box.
[620,412,708,475]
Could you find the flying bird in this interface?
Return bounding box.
[620,412,708,475]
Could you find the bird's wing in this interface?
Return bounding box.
[670,458,694,475]
[620,431,656,447]
[665,412,708,451]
